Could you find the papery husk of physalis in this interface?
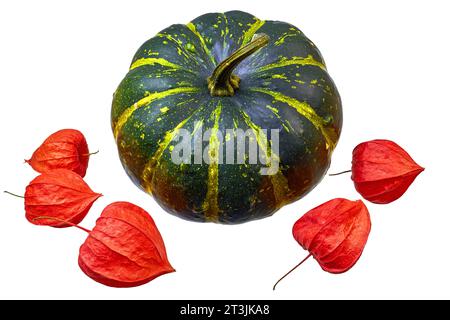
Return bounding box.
[25,169,101,227]
[78,201,175,287]
[352,139,424,204]
[274,198,371,290]
[26,129,93,177]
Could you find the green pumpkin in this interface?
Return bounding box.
[111,11,342,224]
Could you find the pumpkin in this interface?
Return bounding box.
[111,11,342,224]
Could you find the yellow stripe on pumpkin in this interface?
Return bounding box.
[240,111,290,207]
[186,22,217,66]
[273,28,302,46]
[202,102,222,222]
[257,55,326,73]
[250,88,337,150]
[141,104,206,194]
[130,57,185,71]
[241,19,265,46]
[113,87,199,140]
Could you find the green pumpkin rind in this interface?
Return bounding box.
[111,10,342,224]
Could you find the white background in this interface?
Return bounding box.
[1,0,449,300]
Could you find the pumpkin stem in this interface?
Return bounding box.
[273,253,312,290]
[208,33,269,97]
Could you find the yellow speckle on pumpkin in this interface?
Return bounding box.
[258,55,326,72]
[185,43,196,52]
[310,79,318,84]
[140,133,145,139]
[266,105,280,118]
[272,74,287,79]
[160,107,169,113]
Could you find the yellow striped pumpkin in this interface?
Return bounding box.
[111,11,342,224]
